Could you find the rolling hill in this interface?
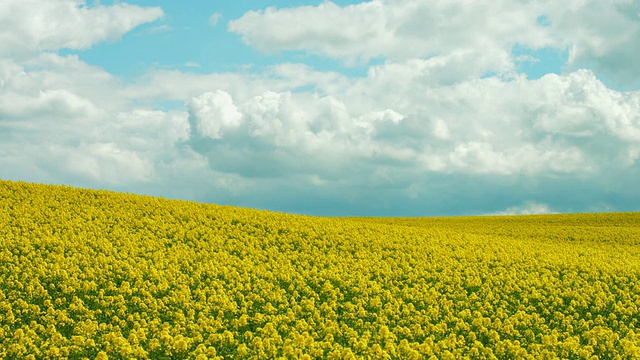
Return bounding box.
[1,179,639,359]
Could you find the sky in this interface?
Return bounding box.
[1,0,640,216]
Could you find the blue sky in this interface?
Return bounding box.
[77,0,374,77]
[1,0,640,216]
[77,0,567,79]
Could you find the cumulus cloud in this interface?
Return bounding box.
[49,142,155,184]
[180,68,640,214]
[0,54,193,188]
[0,0,224,200]
[228,0,548,68]
[187,91,242,139]
[229,0,640,86]
[2,0,640,215]
[0,0,163,56]
[556,0,640,86]
[188,71,640,174]
[124,63,351,104]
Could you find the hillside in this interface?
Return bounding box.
[1,180,640,359]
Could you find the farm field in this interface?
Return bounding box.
[1,179,640,359]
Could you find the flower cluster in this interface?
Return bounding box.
[1,180,639,359]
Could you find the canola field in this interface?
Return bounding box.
[1,180,640,359]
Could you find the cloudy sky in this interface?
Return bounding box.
[1,0,640,216]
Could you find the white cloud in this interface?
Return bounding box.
[3,52,130,113]
[229,0,549,69]
[51,142,155,184]
[124,63,350,104]
[209,12,222,26]
[492,201,557,215]
[1,0,640,215]
[142,24,172,35]
[515,54,540,64]
[187,91,242,139]
[553,0,640,85]
[229,0,640,86]
[2,48,640,214]
[184,69,640,179]
[0,88,104,121]
[0,0,163,55]
[0,55,192,187]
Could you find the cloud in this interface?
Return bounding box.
[229,0,640,86]
[124,63,350,104]
[553,0,640,86]
[49,142,155,184]
[1,0,640,216]
[180,67,640,214]
[209,12,222,26]
[0,0,163,55]
[0,54,193,188]
[3,51,640,215]
[187,91,242,139]
[491,201,557,215]
[141,24,172,35]
[1,53,127,112]
[7,52,632,215]
[228,0,550,68]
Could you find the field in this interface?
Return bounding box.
[1,179,640,359]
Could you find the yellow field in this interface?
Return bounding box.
[1,180,639,359]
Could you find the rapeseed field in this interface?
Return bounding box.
[1,179,639,359]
